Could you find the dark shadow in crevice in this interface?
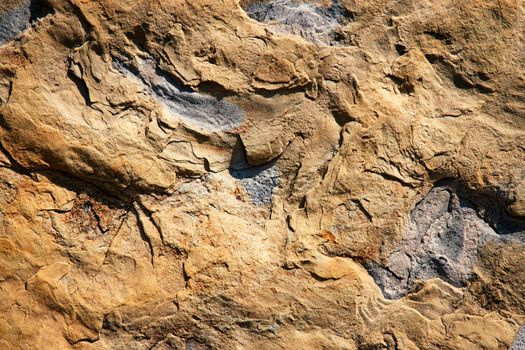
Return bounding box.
[452,73,474,90]
[424,54,496,95]
[387,74,415,94]
[67,70,92,106]
[197,80,237,100]
[125,25,149,53]
[423,30,453,44]
[37,169,131,211]
[29,0,54,22]
[395,43,408,56]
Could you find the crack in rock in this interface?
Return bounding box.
[113,58,244,132]
[367,185,525,299]
[242,0,353,45]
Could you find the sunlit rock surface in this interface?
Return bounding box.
[0,0,524,349]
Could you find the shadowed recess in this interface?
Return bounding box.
[229,139,279,205]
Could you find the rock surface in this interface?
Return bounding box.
[0,0,524,349]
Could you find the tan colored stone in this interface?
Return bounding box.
[0,0,523,349]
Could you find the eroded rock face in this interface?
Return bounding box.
[241,0,353,45]
[0,0,524,349]
[368,184,525,299]
[114,58,245,132]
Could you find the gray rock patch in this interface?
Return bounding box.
[0,1,31,44]
[229,141,279,205]
[511,324,525,350]
[0,0,52,45]
[242,0,353,45]
[367,185,525,299]
[114,58,244,132]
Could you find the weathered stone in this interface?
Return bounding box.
[0,0,524,349]
[367,184,525,299]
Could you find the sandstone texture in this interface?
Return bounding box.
[0,0,524,349]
